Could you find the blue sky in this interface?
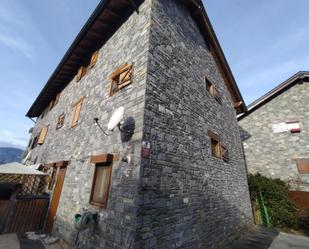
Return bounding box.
[0,0,308,149]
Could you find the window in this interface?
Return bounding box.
[208,130,229,162]
[48,92,61,111]
[56,113,65,130]
[31,135,38,149]
[221,145,229,162]
[76,66,87,82]
[109,64,133,96]
[88,51,99,69]
[37,127,48,145]
[205,76,222,104]
[90,162,112,208]
[296,159,309,174]
[209,131,221,159]
[71,97,85,128]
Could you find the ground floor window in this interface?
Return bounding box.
[90,162,112,208]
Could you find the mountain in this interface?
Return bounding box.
[0,147,23,164]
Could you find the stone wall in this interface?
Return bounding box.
[139,0,253,248]
[239,81,309,191]
[25,0,253,248]
[26,0,152,247]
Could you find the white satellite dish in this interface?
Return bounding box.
[107,107,124,131]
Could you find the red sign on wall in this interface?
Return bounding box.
[141,141,151,159]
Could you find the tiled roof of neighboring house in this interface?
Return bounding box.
[26,0,246,118]
[238,71,309,121]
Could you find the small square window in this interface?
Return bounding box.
[205,76,222,104]
[109,64,133,96]
[208,130,229,162]
[221,145,229,162]
[90,162,112,208]
[211,138,221,159]
[56,113,65,130]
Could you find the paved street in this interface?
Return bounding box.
[227,226,309,249]
[269,232,309,249]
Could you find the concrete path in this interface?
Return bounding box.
[269,232,309,249]
[0,233,46,249]
[0,233,20,249]
[227,226,309,249]
[227,226,279,249]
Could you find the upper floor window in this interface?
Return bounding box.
[109,64,133,96]
[76,51,99,82]
[205,76,222,104]
[208,130,229,162]
[37,127,48,145]
[76,66,87,82]
[47,92,61,112]
[56,113,65,130]
[71,97,85,128]
[88,51,99,69]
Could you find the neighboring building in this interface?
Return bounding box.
[239,71,309,191]
[24,0,252,248]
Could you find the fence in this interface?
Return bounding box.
[0,173,49,196]
[0,172,50,233]
[0,195,49,233]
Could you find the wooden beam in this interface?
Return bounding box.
[90,153,120,164]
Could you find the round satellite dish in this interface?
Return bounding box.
[107,107,124,131]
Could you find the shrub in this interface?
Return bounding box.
[248,173,301,229]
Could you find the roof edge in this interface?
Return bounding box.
[238,71,309,121]
[26,0,111,118]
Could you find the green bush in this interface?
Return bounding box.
[248,173,301,229]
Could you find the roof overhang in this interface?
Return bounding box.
[238,71,309,121]
[27,0,246,117]
[26,0,144,118]
[180,0,247,114]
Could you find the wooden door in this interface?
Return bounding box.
[45,166,67,234]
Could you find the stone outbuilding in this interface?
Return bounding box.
[24,0,252,248]
[239,71,309,191]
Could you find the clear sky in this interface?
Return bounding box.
[0,0,308,149]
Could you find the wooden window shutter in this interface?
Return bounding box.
[221,145,229,162]
[38,127,48,145]
[48,100,54,111]
[296,159,309,174]
[56,113,65,130]
[109,64,133,96]
[54,93,61,106]
[71,97,84,127]
[89,51,99,69]
[119,64,133,89]
[76,66,87,82]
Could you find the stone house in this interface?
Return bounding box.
[24,0,252,248]
[239,71,309,192]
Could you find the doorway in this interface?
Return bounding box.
[44,161,68,234]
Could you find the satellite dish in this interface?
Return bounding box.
[107,107,124,131]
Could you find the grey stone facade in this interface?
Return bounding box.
[139,1,252,248]
[239,78,309,191]
[25,0,252,248]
